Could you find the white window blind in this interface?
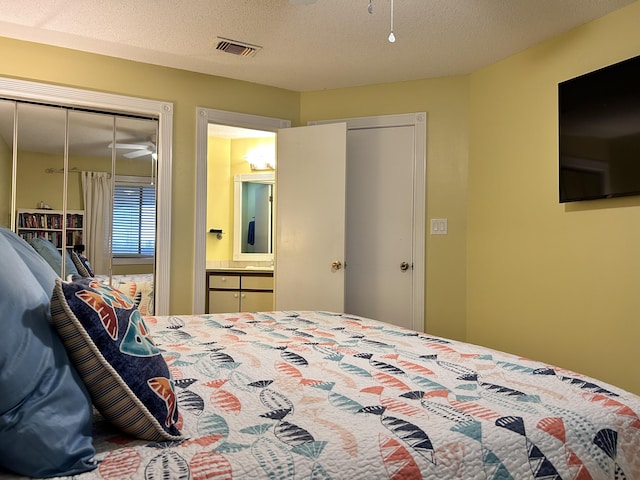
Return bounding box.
[112,176,156,257]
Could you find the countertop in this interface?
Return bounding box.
[206,266,273,274]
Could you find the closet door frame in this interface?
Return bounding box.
[0,76,173,315]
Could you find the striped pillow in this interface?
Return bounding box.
[50,276,181,442]
[70,250,94,277]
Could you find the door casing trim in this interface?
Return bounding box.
[194,108,290,313]
[194,108,425,333]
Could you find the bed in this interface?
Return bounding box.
[4,310,640,479]
[2,225,640,479]
[20,236,155,316]
[96,273,155,315]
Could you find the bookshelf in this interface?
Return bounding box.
[16,208,85,251]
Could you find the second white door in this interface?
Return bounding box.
[345,125,416,329]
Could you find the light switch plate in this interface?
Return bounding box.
[430,218,448,235]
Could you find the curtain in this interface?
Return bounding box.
[81,171,111,274]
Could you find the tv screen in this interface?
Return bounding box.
[559,54,640,203]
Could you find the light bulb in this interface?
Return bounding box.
[388,0,395,43]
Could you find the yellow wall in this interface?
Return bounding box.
[206,136,275,262]
[0,36,300,314]
[301,77,470,341]
[467,1,640,395]
[206,137,233,261]
[16,152,81,210]
[15,151,154,217]
[14,153,145,211]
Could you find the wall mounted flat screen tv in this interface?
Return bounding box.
[559,54,640,203]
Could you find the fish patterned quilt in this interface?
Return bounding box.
[96,273,155,316]
[6,311,640,479]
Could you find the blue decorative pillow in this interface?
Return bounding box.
[28,235,79,277]
[0,227,96,478]
[50,275,182,441]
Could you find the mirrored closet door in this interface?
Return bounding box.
[4,101,158,295]
[0,78,171,315]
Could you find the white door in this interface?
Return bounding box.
[274,122,347,311]
[345,126,415,329]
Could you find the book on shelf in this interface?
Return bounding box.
[16,208,84,250]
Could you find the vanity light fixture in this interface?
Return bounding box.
[244,145,276,171]
[244,156,275,171]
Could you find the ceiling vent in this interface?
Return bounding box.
[215,37,262,57]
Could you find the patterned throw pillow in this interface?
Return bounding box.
[50,276,182,441]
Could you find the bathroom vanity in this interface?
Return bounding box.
[205,268,274,314]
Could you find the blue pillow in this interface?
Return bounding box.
[51,275,182,441]
[28,235,79,277]
[1,227,57,290]
[0,227,96,477]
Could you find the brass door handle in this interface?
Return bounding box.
[331,260,342,271]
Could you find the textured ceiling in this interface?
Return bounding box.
[0,0,635,91]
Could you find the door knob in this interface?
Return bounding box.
[331,260,342,271]
[400,261,410,272]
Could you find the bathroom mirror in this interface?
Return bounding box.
[233,172,274,261]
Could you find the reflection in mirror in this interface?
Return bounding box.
[15,103,68,275]
[0,100,14,228]
[83,114,158,316]
[2,100,159,313]
[16,103,65,212]
[112,116,157,274]
[0,77,172,315]
[233,173,274,261]
[68,110,114,275]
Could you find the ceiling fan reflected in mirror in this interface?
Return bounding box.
[108,138,157,160]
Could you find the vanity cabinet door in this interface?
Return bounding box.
[241,291,273,312]
[241,274,273,311]
[208,290,240,313]
[207,274,241,313]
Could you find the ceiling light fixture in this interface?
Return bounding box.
[368,0,396,43]
[388,0,395,43]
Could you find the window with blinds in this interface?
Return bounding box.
[112,176,156,258]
